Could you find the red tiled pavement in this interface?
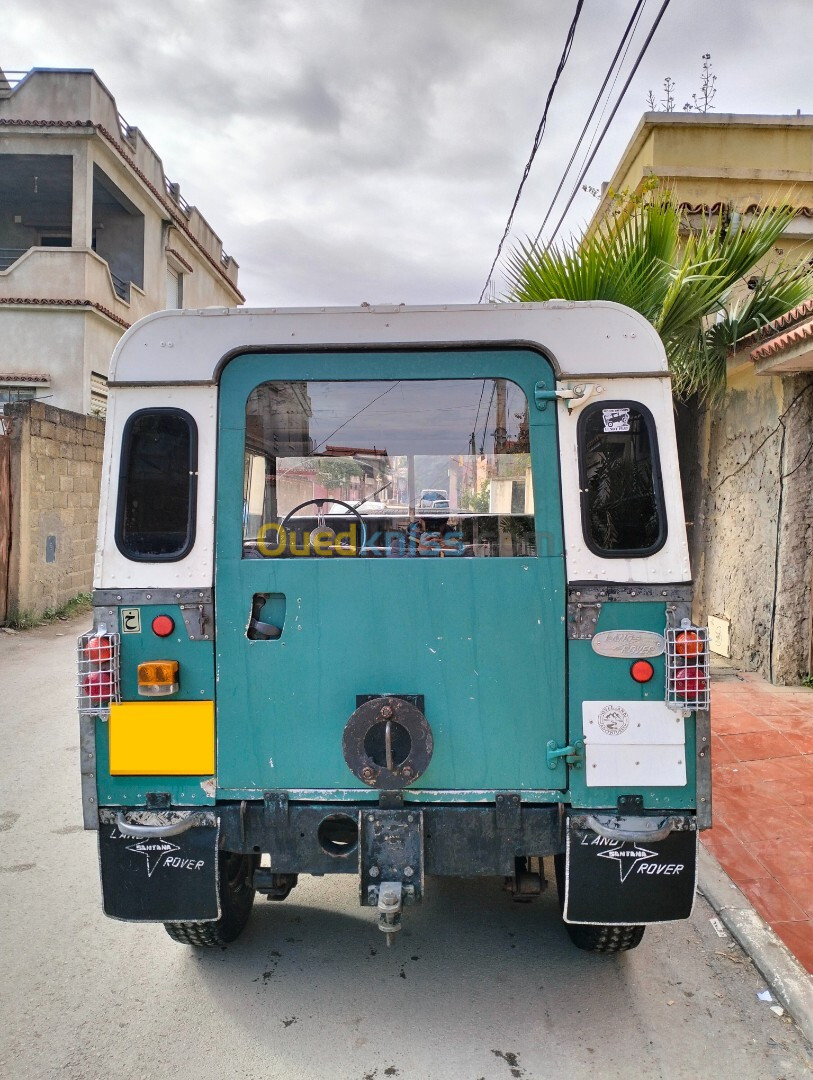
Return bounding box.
[701,671,813,974]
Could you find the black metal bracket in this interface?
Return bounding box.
[379,791,404,809]
[617,794,644,814]
[357,693,425,713]
[145,792,171,809]
[495,793,522,875]
[263,791,290,823]
[359,809,424,908]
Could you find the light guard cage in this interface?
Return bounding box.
[665,619,710,712]
[77,625,121,716]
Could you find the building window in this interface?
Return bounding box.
[116,409,197,561]
[165,266,183,309]
[90,371,108,417]
[38,234,72,248]
[0,385,37,403]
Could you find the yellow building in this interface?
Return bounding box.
[591,111,813,268]
[592,112,813,684]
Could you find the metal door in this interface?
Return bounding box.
[214,350,567,795]
[0,418,11,624]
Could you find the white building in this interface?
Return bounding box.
[0,67,243,414]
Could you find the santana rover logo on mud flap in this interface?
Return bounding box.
[596,844,658,882]
[126,839,181,877]
[597,704,630,736]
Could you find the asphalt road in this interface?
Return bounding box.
[1,617,811,1080]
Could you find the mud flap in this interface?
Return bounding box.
[98,811,219,922]
[563,816,697,925]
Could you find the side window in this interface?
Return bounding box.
[116,409,197,561]
[578,402,666,557]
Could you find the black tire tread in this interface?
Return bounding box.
[553,853,645,953]
[564,922,645,953]
[163,920,233,948]
[163,851,258,948]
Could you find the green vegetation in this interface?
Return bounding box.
[5,592,92,631]
[505,189,813,402]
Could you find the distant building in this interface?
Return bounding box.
[0,67,243,414]
[594,112,813,683]
[591,111,813,264]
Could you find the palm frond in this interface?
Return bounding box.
[504,189,813,401]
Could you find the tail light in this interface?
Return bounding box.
[137,660,179,696]
[77,626,121,715]
[666,619,709,711]
[630,659,655,683]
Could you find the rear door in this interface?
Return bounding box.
[214,349,567,795]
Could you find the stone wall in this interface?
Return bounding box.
[4,399,104,619]
[689,368,812,684]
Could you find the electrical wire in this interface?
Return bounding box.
[310,381,402,453]
[479,381,497,454]
[477,0,586,303]
[543,0,673,250]
[531,0,648,249]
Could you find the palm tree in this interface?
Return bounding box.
[504,192,813,401]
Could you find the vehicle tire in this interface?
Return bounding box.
[164,851,259,947]
[553,853,645,953]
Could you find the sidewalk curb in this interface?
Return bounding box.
[698,844,813,1045]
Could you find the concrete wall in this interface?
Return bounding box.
[688,368,813,684]
[4,399,104,619]
[0,68,243,415]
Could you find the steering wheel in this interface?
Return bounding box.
[279,498,367,556]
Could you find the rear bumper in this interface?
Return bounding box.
[217,798,563,876]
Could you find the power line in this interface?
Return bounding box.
[479,381,497,454]
[543,0,673,250]
[477,0,586,303]
[311,381,401,453]
[531,0,648,248]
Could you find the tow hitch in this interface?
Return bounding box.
[360,808,423,946]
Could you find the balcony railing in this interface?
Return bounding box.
[164,177,192,218]
[0,71,26,95]
[0,248,28,271]
[0,245,132,303]
[110,271,129,301]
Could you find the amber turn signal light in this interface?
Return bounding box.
[630,660,655,683]
[675,630,702,657]
[137,660,179,697]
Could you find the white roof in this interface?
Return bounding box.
[109,301,667,385]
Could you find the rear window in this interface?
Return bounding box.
[242,378,536,558]
[115,409,197,561]
[578,402,665,557]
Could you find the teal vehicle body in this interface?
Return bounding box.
[82,304,709,951]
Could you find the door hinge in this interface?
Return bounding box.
[567,601,602,639]
[534,381,604,412]
[534,381,575,411]
[546,740,584,770]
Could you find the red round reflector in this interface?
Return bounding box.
[152,614,175,637]
[630,660,654,683]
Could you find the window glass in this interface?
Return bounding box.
[579,403,665,555]
[117,410,196,560]
[243,379,535,558]
[0,386,37,402]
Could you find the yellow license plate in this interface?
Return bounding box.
[108,701,215,776]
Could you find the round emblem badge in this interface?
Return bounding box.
[597,705,630,736]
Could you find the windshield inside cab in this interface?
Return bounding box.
[242,378,537,558]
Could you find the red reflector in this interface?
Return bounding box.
[630,660,654,683]
[152,614,175,638]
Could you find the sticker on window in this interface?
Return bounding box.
[602,407,630,432]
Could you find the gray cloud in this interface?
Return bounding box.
[3,0,812,305]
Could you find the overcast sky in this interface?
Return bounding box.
[3,0,811,306]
